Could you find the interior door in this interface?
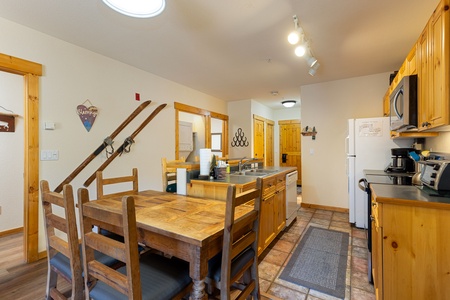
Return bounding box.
[253,116,264,160]
[279,120,301,185]
[265,120,274,166]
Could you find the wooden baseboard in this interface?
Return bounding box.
[301,202,349,213]
[0,227,23,238]
[38,250,47,260]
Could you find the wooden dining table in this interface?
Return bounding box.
[82,189,252,300]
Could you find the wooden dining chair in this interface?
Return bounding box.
[96,168,139,199]
[161,157,185,192]
[41,180,123,300]
[77,189,193,300]
[40,180,83,300]
[206,177,264,300]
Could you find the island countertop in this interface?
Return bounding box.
[370,184,450,210]
[190,166,297,186]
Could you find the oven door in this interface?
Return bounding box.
[358,178,373,284]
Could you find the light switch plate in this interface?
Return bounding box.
[40,150,59,161]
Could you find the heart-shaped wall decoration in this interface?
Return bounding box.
[77,104,98,132]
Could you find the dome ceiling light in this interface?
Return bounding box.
[102,0,166,18]
[282,100,297,108]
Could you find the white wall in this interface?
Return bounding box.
[0,17,227,251]
[228,100,252,159]
[0,72,24,231]
[301,72,391,209]
[425,132,450,153]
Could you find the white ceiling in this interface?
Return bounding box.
[0,0,440,109]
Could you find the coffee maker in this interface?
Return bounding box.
[385,148,416,173]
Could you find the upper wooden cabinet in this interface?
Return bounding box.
[386,0,449,135]
[418,0,449,130]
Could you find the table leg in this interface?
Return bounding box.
[190,278,206,300]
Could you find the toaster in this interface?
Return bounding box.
[420,160,450,191]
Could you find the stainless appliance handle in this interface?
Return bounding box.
[393,88,403,119]
[358,178,368,192]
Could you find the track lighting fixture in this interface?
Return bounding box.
[287,15,320,76]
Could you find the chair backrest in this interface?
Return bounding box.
[220,177,263,299]
[40,180,83,300]
[78,189,141,299]
[161,157,185,192]
[96,168,139,199]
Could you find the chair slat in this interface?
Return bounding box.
[96,168,139,199]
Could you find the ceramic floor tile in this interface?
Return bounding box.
[262,247,290,266]
[351,270,375,293]
[309,218,331,227]
[271,238,295,253]
[351,255,368,274]
[352,236,367,248]
[258,260,281,281]
[350,287,376,300]
[351,228,367,239]
[267,283,308,300]
[351,245,368,260]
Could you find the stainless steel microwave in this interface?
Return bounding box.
[389,75,418,132]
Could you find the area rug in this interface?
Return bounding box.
[279,226,349,299]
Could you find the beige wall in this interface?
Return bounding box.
[0,72,24,231]
[300,73,391,209]
[0,17,227,251]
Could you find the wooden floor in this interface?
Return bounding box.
[0,233,69,300]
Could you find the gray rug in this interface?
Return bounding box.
[279,226,349,299]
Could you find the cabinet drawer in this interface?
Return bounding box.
[262,176,276,197]
[276,173,285,191]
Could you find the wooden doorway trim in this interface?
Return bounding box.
[0,53,42,262]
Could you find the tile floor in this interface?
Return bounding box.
[258,193,376,300]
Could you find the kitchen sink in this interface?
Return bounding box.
[244,169,279,174]
[231,171,268,177]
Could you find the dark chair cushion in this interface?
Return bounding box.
[89,253,191,300]
[50,246,119,280]
[166,183,177,193]
[207,247,255,282]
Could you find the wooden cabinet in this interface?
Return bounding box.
[258,173,286,255]
[371,196,450,300]
[383,89,390,117]
[407,45,417,75]
[418,0,450,130]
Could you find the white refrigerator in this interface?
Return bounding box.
[346,117,413,228]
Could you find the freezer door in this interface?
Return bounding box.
[346,119,355,156]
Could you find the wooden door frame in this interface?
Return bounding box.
[0,53,42,262]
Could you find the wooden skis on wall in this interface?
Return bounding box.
[54,100,151,193]
[83,103,167,187]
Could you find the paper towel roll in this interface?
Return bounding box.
[176,168,187,195]
[199,148,212,176]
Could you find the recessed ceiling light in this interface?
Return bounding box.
[102,0,166,18]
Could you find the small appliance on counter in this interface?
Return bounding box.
[385,147,417,173]
[419,160,450,191]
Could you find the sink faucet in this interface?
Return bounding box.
[238,157,257,172]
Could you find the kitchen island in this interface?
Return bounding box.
[187,166,297,255]
[370,184,450,300]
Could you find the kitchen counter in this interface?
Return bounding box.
[370,184,450,210]
[363,169,415,177]
[190,166,297,185]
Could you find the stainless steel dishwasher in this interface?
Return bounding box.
[285,171,299,227]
